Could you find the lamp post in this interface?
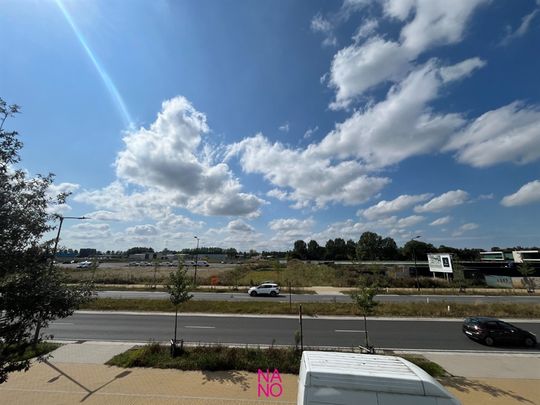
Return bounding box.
[49,215,88,271]
[193,236,200,286]
[411,235,421,291]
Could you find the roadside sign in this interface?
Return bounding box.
[427,253,453,273]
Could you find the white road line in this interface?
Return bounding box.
[184,326,216,329]
[335,329,365,333]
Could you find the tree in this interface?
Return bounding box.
[0,98,93,383]
[291,240,308,260]
[401,240,436,261]
[356,232,383,260]
[166,267,193,351]
[350,273,381,353]
[333,238,348,260]
[518,262,536,293]
[346,239,357,260]
[307,240,324,261]
[325,239,336,260]
[380,237,399,260]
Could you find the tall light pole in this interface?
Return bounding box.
[50,215,88,271]
[411,235,421,291]
[193,236,200,286]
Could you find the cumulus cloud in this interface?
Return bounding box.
[453,222,479,236]
[445,102,540,167]
[67,222,112,240]
[501,180,540,207]
[78,97,264,218]
[414,190,469,212]
[228,134,390,209]
[269,218,315,236]
[360,193,433,219]
[315,60,480,168]
[125,224,159,236]
[430,216,451,226]
[328,0,488,108]
[227,219,255,233]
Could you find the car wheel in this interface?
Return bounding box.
[250,291,257,297]
[484,336,494,346]
[270,291,277,297]
[524,337,536,348]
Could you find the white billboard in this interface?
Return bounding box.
[427,253,453,273]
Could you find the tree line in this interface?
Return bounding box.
[289,232,483,262]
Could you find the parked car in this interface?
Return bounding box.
[248,283,280,297]
[462,317,537,347]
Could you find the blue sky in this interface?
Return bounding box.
[1,0,540,252]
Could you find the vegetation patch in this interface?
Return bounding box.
[1,342,61,363]
[107,344,445,378]
[80,298,540,318]
[107,343,302,374]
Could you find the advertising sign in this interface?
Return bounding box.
[427,253,453,273]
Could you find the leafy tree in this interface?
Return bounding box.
[518,262,536,293]
[350,272,381,353]
[291,240,308,260]
[166,267,193,347]
[380,237,399,260]
[401,240,436,261]
[307,240,324,260]
[225,247,238,259]
[126,247,154,255]
[356,232,383,260]
[333,238,348,260]
[346,239,357,260]
[325,239,336,260]
[0,98,93,383]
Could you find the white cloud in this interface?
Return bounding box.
[67,222,112,240]
[501,180,540,207]
[269,218,314,236]
[311,14,337,47]
[315,61,474,168]
[303,126,318,139]
[439,57,486,83]
[227,219,255,233]
[79,96,264,218]
[452,222,479,236]
[396,215,425,228]
[328,0,488,107]
[414,190,469,212]
[125,224,159,236]
[445,102,540,167]
[156,212,204,230]
[353,19,379,42]
[329,37,410,109]
[267,188,289,201]
[500,8,539,46]
[228,134,390,209]
[360,193,433,219]
[430,216,451,226]
[279,122,290,132]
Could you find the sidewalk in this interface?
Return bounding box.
[0,342,538,404]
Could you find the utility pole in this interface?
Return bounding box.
[50,215,88,271]
[193,236,200,286]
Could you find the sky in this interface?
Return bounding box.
[1,0,540,252]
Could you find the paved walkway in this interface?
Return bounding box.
[1,343,539,404]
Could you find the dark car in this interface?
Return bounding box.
[463,317,537,347]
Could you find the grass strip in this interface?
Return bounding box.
[107,343,446,378]
[3,342,62,362]
[81,298,540,318]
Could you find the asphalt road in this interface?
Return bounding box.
[46,312,540,352]
[96,290,540,304]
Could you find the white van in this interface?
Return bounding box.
[297,351,460,405]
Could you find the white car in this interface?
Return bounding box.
[77,261,93,268]
[248,283,280,297]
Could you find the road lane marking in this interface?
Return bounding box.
[335,329,365,333]
[184,326,216,329]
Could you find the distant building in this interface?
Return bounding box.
[78,248,97,258]
[129,252,156,261]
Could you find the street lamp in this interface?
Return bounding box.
[411,235,421,291]
[193,236,200,286]
[50,215,88,271]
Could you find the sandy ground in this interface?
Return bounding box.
[1,361,539,404]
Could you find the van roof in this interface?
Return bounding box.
[300,351,455,399]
